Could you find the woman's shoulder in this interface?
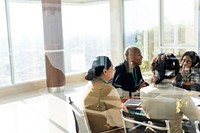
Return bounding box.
[101,84,115,90]
[98,84,118,97]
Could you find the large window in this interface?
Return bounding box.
[0,0,45,86]
[1,0,111,86]
[162,0,197,58]
[9,1,45,83]
[0,0,11,85]
[124,0,198,71]
[124,0,159,72]
[0,0,199,86]
[62,1,111,72]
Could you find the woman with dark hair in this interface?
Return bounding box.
[173,51,200,91]
[112,46,148,98]
[140,53,200,133]
[83,56,126,133]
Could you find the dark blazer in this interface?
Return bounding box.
[112,61,144,97]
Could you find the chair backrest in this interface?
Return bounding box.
[68,97,91,133]
[68,97,124,133]
[183,120,200,133]
[120,109,170,133]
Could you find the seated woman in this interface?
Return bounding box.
[140,53,200,133]
[112,46,148,98]
[83,56,127,133]
[173,51,200,91]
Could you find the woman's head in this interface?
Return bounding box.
[85,56,113,81]
[180,51,199,69]
[151,53,180,84]
[124,46,143,66]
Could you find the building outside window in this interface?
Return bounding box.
[0,0,45,86]
[0,0,198,86]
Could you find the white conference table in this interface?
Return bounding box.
[0,94,75,133]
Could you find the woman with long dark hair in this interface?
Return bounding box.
[173,51,200,91]
[83,56,126,133]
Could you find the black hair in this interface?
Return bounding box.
[181,51,199,67]
[85,56,112,81]
[151,53,180,84]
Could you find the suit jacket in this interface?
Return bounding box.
[140,82,200,133]
[83,83,123,132]
[112,61,144,94]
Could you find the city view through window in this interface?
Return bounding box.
[0,0,198,86]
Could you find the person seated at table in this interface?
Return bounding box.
[140,53,200,133]
[83,56,128,133]
[173,51,200,91]
[112,46,148,98]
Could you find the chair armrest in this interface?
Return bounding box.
[121,110,170,131]
[194,121,200,133]
[68,97,84,117]
[124,109,166,124]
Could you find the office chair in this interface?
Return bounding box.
[68,97,124,133]
[120,109,171,133]
[68,97,91,133]
[182,120,200,133]
[194,121,200,133]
